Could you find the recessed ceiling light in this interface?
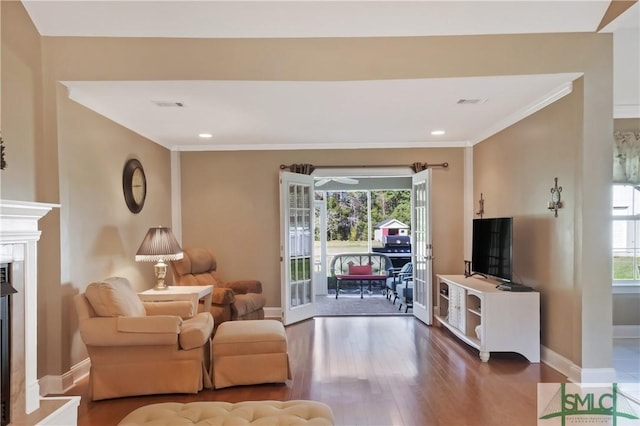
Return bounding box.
[456,98,487,105]
[431,130,445,135]
[153,101,184,107]
[198,133,213,139]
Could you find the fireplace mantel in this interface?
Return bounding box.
[0,200,79,425]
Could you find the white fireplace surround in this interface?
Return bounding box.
[0,199,79,425]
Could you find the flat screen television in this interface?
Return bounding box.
[472,217,513,282]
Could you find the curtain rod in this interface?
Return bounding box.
[280,162,448,173]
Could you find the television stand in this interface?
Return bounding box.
[464,272,487,279]
[434,274,540,362]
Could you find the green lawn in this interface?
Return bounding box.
[316,240,372,255]
[315,240,389,256]
[613,256,637,280]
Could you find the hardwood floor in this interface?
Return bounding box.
[62,316,566,425]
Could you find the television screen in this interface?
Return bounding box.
[472,217,513,282]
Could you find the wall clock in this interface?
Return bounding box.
[122,159,147,213]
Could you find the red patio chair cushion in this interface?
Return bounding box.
[348,265,372,275]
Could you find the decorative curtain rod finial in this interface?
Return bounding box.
[411,162,448,173]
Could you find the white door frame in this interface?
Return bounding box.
[279,167,434,323]
[411,169,433,325]
[314,198,328,296]
[280,171,316,325]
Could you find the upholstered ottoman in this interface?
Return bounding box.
[118,401,335,425]
[212,319,291,389]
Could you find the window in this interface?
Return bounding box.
[612,184,640,286]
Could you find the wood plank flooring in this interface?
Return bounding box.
[61,316,566,426]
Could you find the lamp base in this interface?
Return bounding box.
[153,260,168,291]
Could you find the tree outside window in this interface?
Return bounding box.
[323,190,411,243]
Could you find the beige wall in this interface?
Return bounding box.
[56,94,173,369]
[472,30,614,371]
[0,2,41,200]
[2,0,617,380]
[474,48,614,372]
[613,118,640,326]
[615,118,640,132]
[613,297,640,325]
[1,2,174,375]
[474,83,583,361]
[180,148,464,307]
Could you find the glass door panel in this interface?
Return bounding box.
[412,169,432,325]
[281,171,315,324]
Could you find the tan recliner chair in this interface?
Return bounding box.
[171,247,266,331]
[74,276,214,400]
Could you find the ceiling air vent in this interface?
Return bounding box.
[456,99,487,105]
[152,101,184,107]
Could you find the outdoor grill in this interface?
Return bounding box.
[372,235,412,269]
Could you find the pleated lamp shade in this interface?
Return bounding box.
[135,226,183,262]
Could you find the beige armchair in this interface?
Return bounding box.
[171,247,266,331]
[74,276,214,401]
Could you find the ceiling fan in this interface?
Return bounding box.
[314,177,359,187]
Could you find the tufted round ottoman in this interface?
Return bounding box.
[212,320,291,389]
[117,400,335,425]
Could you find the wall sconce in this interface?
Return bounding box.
[475,193,485,218]
[135,226,183,290]
[548,177,562,217]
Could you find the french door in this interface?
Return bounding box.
[280,171,316,325]
[412,169,433,325]
[314,199,328,296]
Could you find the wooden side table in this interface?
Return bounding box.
[138,285,213,317]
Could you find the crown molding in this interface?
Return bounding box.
[172,140,470,152]
[471,80,575,146]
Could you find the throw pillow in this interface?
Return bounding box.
[85,276,146,317]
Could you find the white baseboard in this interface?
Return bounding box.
[39,358,90,396]
[37,396,81,426]
[541,345,616,384]
[541,345,573,378]
[568,366,617,385]
[613,325,640,338]
[264,307,282,320]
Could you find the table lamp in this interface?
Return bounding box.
[135,226,183,290]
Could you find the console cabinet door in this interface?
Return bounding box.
[448,284,465,332]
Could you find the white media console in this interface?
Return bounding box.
[434,275,540,363]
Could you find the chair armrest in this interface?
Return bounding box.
[143,300,194,319]
[180,312,214,350]
[222,280,262,295]
[78,317,180,347]
[117,315,182,333]
[398,273,412,283]
[212,287,235,305]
